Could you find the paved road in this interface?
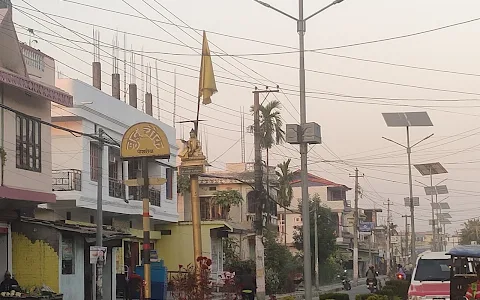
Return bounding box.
[343,277,387,300]
[344,284,372,300]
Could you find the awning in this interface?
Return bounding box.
[20,217,130,242]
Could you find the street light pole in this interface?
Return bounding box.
[382,131,433,264]
[405,127,416,261]
[253,1,344,298]
[314,199,319,290]
[96,128,104,300]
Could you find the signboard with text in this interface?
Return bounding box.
[359,222,375,232]
[90,246,107,265]
[121,122,170,159]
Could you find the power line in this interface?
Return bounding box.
[29,2,480,56]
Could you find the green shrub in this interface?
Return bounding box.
[319,293,349,300]
[367,296,388,300]
[383,280,410,299]
[376,288,395,300]
[356,294,372,300]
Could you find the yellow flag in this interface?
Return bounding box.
[198,31,217,105]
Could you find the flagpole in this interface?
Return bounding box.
[190,31,206,279]
[195,95,201,136]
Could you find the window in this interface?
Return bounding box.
[414,259,450,281]
[330,189,346,201]
[66,212,71,220]
[247,191,258,214]
[62,236,75,275]
[108,147,120,180]
[166,168,173,200]
[90,142,100,181]
[16,114,41,172]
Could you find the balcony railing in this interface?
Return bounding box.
[129,186,162,207]
[109,178,125,199]
[52,169,81,191]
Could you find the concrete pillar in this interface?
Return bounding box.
[92,62,101,90]
[128,84,137,108]
[112,74,120,100]
[145,92,153,116]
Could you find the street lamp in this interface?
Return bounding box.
[381,111,433,264]
[254,1,344,299]
[414,162,448,252]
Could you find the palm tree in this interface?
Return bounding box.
[250,99,285,166]
[251,100,285,221]
[276,159,294,244]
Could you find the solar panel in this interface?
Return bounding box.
[431,203,450,209]
[414,162,448,176]
[382,112,433,127]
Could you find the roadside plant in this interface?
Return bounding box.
[171,256,213,300]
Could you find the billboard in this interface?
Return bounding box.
[359,222,375,232]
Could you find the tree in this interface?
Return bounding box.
[460,219,480,245]
[177,174,191,194]
[292,194,337,274]
[276,159,294,244]
[212,190,243,218]
[250,100,285,169]
[263,230,302,295]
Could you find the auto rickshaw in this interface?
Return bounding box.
[447,245,480,300]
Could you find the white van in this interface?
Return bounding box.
[408,251,450,300]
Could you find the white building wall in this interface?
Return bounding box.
[52,79,178,222]
[59,235,85,300]
[1,84,52,194]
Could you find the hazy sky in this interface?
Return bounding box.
[12,0,480,233]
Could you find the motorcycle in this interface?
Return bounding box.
[396,272,406,280]
[366,278,377,293]
[338,270,351,291]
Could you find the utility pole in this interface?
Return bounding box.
[314,199,319,290]
[253,2,344,299]
[429,168,436,252]
[96,128,104,300]
[253,87,277,300]
[350,168,363,285]
[384,199,392,275]
[402,215,410,264]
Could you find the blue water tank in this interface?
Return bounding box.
[135,261,168,300]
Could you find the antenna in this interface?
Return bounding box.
[141,49,144,112]
[112,33,119,74]
[123,33,127,102]
[155,59,160,120]
[93,29,100,63]
[130,46,136,84]
[173,69,177,128]
[241,106,246,163]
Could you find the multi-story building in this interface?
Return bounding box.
[173,162,278,278]
[44,77,177,299]
[0,1,73,293]
[279,171,351,252]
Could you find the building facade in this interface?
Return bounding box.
[172,162,278,278]
[279,171,351,251]
[47,78,177,298]
[0,3,73,291]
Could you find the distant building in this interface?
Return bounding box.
[174,162,278,278]
[279,171,351,252]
